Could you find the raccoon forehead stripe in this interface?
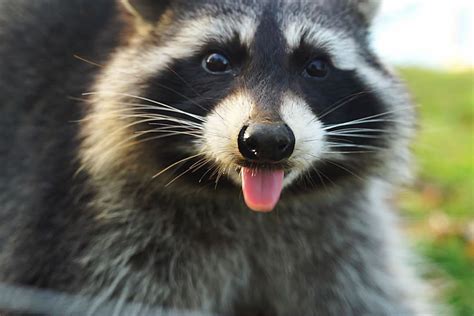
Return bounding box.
[283,22,359,70]
[178,14,257,46]
[155,15,256,58]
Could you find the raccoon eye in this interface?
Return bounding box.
[303,58,330,78]
[202,53,232,74]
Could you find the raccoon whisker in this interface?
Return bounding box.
[146,123,203,131]
[304,134,373,144]
[165,157,220,188]
[88,118,167,145]
[323,117,406,132]
[310,165,335,187]
[303,128,388,144]
[323,107,412,131]
[162,65,207,99]
[83,92,206,122]
[327,106,412,123]
[73,55,105,68]
[143,130,202,138]
[188,158,210,173]
[323,142,380,150]
[152,153,204,179]
[83,105,205,124]
[146,126,231,142]
[164,160,207,187]
[326,138,359,145]
[322,150,377,155]
[106,85,211,118]
[199,164,217,184]
[89,127,201,160]
[114,110,204,126]
[136,130,202,138]
[214,169,225,189]
[216,164,234,187]
[127,108,205,124]
[147,121,203,130]
[208,167,221,185]
[78,108,163,123]
[134,125,228,142]
[336,131,385,136]
[325,133,382,139]
[94,116,201,145]
[152,82,217,117]
[130,133,203,147]
[318,85,412,122]
[310,165,329,192]
[116,106,205,124]
[160,65,222,103]
[326,128,387,133]
[304,136,362,146]
[74,107,147,123]
[302,169,318,191]
[193,164,214,182]
[84,110,203,130]
[133,125,200,133]
[119,116,202,131]
[117,102,206,122]
[215,164,232,186]
[75,58,217,110]
[325,160,365,182]
[305,91,407,127]
[207,107,234,129]
[326,143,382,151]
[117,115,203,130]
[318,90,372,119]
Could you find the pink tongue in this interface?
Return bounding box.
[241,168,284,212]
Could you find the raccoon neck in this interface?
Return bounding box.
[86,171,384,223]
[79,176,393,302]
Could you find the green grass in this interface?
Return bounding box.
[398,68,474,315]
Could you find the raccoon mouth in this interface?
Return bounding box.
[240,167,285,213]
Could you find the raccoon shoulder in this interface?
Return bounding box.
[0,0,120,285]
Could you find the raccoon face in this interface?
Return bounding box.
[83,0,414,212]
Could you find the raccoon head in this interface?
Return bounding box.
[82,0,414,212]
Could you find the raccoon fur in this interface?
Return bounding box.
[0,0,432,315]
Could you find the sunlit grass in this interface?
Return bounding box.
[398,68,474,316]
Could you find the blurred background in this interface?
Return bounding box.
[373,0,473,315]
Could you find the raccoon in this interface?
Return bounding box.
[0,0,432,315]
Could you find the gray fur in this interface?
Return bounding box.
[0,0,432,315]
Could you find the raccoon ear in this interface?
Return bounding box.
[120,0,171,23]
[353,0,382,23]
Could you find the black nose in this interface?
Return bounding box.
[238,123,295,162]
